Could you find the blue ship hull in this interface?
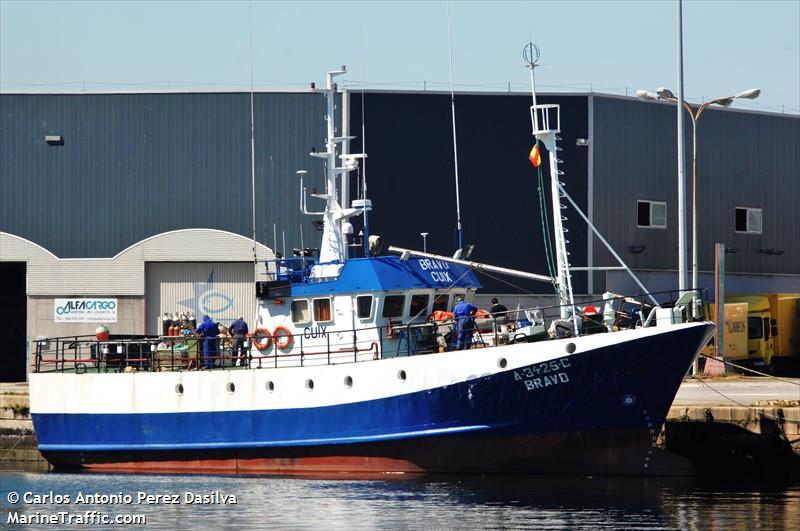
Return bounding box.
[34,323,713,476]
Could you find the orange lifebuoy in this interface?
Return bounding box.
[273,326,293,350]
[250,328,272,351]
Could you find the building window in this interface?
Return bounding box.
[356,295,373,319]
[637,200,667,228]
[313,298,333,322]
[735,207,762,234]
[382,295,405,318]
[291,299,309,323]
[409,294,430,318]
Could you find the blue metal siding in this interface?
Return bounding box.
[0,92,328,258]
[349,91,589,294]
[592,96,799,277]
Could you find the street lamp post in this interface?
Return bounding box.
[420,232,429,253]
[635,88,760,310]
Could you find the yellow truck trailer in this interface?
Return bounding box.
[704,302,748,366]
[725,294,800,373]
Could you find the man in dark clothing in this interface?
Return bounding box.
[489,298,508,317]
[453,296,478,351]
[229,316,249,367]
[195,315,220,369]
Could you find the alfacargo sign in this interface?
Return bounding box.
[54,298,118,323]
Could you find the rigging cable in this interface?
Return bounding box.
[690,375,799,424]
[446,2,464,252]
[696,353,800,386]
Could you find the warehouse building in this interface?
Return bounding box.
[1,87,798,381]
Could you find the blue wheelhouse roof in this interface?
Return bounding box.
[289,256,482,297]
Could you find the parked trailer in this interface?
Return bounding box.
[725,294,800,374]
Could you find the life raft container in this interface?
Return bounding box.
[430,310,454,321]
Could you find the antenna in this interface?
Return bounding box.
[524,42,541,127]
[248,6,257,268]
[446,2,464,252]
[360,32,371,257]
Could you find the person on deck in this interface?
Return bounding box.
[489,298,508,317]
[229,316,249,367]
[453,296,478,351]
[195,315,220,369]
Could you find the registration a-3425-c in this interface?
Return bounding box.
[514,357,571,391]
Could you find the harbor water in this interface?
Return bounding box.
[2,469,798,529]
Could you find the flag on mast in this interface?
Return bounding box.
[528,144,542,167]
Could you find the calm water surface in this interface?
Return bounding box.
[2,469,798,530]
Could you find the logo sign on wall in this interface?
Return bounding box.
[54,298,118,323]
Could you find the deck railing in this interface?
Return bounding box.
[33,289,705,374]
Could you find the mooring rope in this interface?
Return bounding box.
[697,352,800,386]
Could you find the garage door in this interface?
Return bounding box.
[145,262,255,335]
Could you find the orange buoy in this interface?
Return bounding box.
[273,326,293,350]
[250,328,273,351]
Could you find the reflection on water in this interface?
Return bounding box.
[1,469,798,530]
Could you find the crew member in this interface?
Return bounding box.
[489,298,508,317]
[229,316,249,367]
[453,296,478,351]
[196,315,220,369]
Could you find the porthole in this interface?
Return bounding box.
[497,358,508,369]
[344,376,353,388]
[175,383,184,395]
[565,342,577,354]
[226,382,235,394]
[305,379,315,390]
[266,380,275,392]
[397,370,407,381]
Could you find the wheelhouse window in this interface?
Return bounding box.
[409,294,430,318]
[637,200,667,228]
[382,295,405,318]
[735,207,762,234]
[432,294,449,312]
[291,299,309,323]
[356,295,373,319]
[313,298,333,322]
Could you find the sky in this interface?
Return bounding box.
[1,0,798,114]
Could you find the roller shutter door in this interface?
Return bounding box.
[145,262,256,335]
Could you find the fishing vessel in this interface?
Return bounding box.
[29,51,714,477]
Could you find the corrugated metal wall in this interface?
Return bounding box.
[349,91,590,294]
[145,262,256,335]
[2,89,795,297]
[592,96,799,280]
[0,91,332,259]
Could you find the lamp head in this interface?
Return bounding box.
[715,97,735,107]
[655,87,676,99]
[736,88,761,100]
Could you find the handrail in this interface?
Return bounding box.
[32,288,706,374]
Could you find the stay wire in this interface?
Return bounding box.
[474,268,537,295]
[691,376,799,424]
[697,353,800,386]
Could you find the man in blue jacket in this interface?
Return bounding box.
[195,315,220,369]
[229,316,249,367]
[453,296,478,351]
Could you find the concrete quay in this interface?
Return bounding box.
[665,377,800,479]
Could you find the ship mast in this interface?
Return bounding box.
[525,43,579,333]
[303,67,368,273]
